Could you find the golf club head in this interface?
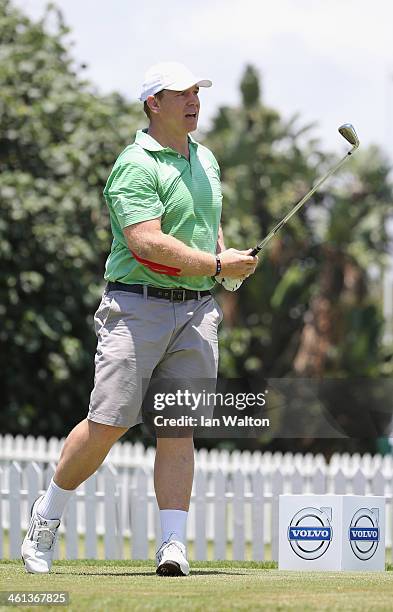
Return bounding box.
[338,123,359,149]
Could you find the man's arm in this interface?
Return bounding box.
[123,219,257,278]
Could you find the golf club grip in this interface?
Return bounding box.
[249,246,261,256]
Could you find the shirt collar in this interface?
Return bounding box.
[135,129,197,152]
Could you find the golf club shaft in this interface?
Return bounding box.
[249,148,355,256]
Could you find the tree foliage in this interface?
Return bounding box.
[206,66,393,453]
[0,0,144,435]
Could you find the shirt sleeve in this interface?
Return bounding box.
[210,153,221,179]
[106,160,165,229]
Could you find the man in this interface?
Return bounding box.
[21,61,258,576]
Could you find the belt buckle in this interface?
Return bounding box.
[171,289,185,302]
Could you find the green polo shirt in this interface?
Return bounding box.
[103,129,222,291]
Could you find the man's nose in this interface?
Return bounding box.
[186,91,199,104]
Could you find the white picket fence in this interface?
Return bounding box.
[2,433,393,476]
[1,435,393,561]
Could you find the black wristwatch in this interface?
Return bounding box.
[214,256,222,277]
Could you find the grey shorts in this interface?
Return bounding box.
[87,289,223,429]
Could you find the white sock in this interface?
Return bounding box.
[160,509,188,545]
[37,478,75,520]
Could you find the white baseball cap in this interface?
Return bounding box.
[139,61,212,102]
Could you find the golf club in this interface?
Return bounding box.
[249,123,359,256]
[134,124,359,286]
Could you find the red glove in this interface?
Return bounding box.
[132,251,181,276]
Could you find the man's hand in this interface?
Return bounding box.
[215,248,259,292]
[218,248,258,278]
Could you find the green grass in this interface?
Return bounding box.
[1,560,393,611]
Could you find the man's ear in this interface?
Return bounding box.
[146,94,161,115]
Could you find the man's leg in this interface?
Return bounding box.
[152,296,221,576]
[37,418,127,519]
[154,435,194,576]
[21,418,127,573]
[52,418,128,490]
[154,436,194,510]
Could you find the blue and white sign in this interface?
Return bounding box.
[279,495,385,571]
[342,499,385,570]
[349,507,380,561]
[288,507,332,560]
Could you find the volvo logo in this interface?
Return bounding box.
[349,508,380,560]
[288,507,332,560]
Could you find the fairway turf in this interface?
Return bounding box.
[1,561,393,611]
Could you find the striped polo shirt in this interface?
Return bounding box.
[103,129,222,291]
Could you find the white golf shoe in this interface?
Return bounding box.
[156,534,190,576]
[21,495,60,573]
